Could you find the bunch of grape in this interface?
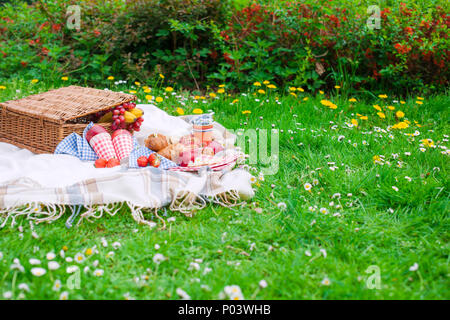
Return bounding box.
[96,102,144,132]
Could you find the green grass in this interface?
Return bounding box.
[0,78,449,300]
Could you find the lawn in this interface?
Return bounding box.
[0,79,449,300]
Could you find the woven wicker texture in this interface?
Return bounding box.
[0,85,135,123]
[0,86,135,154]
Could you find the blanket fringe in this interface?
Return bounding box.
[0,203,66,228]
[0,189,243,229]
[169,191,206,217]
[211,189,243,208]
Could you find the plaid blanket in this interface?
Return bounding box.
[0,105,254,229]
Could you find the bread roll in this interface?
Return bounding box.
[145,133,169,152]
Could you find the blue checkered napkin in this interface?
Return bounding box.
[55,122,140,161]
[129,147,177,170]
[55,123,98,161]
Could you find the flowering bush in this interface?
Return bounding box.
[212,1,449,93]
[0,0,448,93]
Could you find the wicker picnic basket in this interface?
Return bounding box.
[0,86,136,154]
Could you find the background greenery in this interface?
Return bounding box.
[0,0,448,94]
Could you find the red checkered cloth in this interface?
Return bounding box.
[112,133,133,161]
[169,153,238,172]
[89,132,117,161]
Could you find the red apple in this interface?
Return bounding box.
[86,125,108,143]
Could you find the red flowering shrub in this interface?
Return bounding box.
[212,1,449,93]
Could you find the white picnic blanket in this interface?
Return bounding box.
[0,105,255,228]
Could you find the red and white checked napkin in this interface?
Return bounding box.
[89,132,116,161]
[112,133,133,161]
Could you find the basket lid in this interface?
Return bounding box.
[0,86,136,123]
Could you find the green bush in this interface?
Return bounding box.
[0,0,448,94]
[103,0,229,88]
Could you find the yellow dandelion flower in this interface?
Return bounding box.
[0,85,6,90]
[421,139,434,147]
[85,248,93,256]
[31,79,39,84]
[319,90,324,94]
[193,108,203,114]
[61,76,68,81]
[373,105,382,111]
[387,106,395,110]
[263,80,270,85]
[165,87,174,92]
[297,87,304,92]
[392,121,409,129]
[377,112,386,119]
[396,111,405,118]
[416,101,423,105]
[349,98,357,102]
[267,84,276,89]
[289,87,296,92]
[145,95,153,101]
[258,89,265,94]
[359,116,368,120]
[107,76,114,81]
[303,97,309,101]
[159,74,165,79]
[134,81,141,86]
[417,97,424,100]
[232,99,239,104]
[351,119,358,127]
[176,107,184,115]
[155,96,163,103]
[253,82,261,87]
[290,92,297,97]
[373,155,382,163]
[219,84,225,88]
[62,246,68,251]
[242,110,251,115]
[335,85,341,89]
[209,92,217,98]
[378,94,388,99]
[129,90,137,94]
[217,88,225,94]
[144,88,151,93]
[400,101,406,104]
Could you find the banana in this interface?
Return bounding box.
[98,111,113,123]
[124,111,137,124]
[130,108,144,118]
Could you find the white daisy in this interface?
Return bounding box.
[409,263,419,272]
[176,288,191,300]
[259,280,268,288]
[52,280,62,291]
[153,253,166,264]
[48,261,60,270]
[29,258,41,265]
[18,283,30,292]
[93,269,104,277]
[31,267,46,277]
[46,252,56,260]
[59,291,69,300]
[74,253,85,264]
[321,277,331,286]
